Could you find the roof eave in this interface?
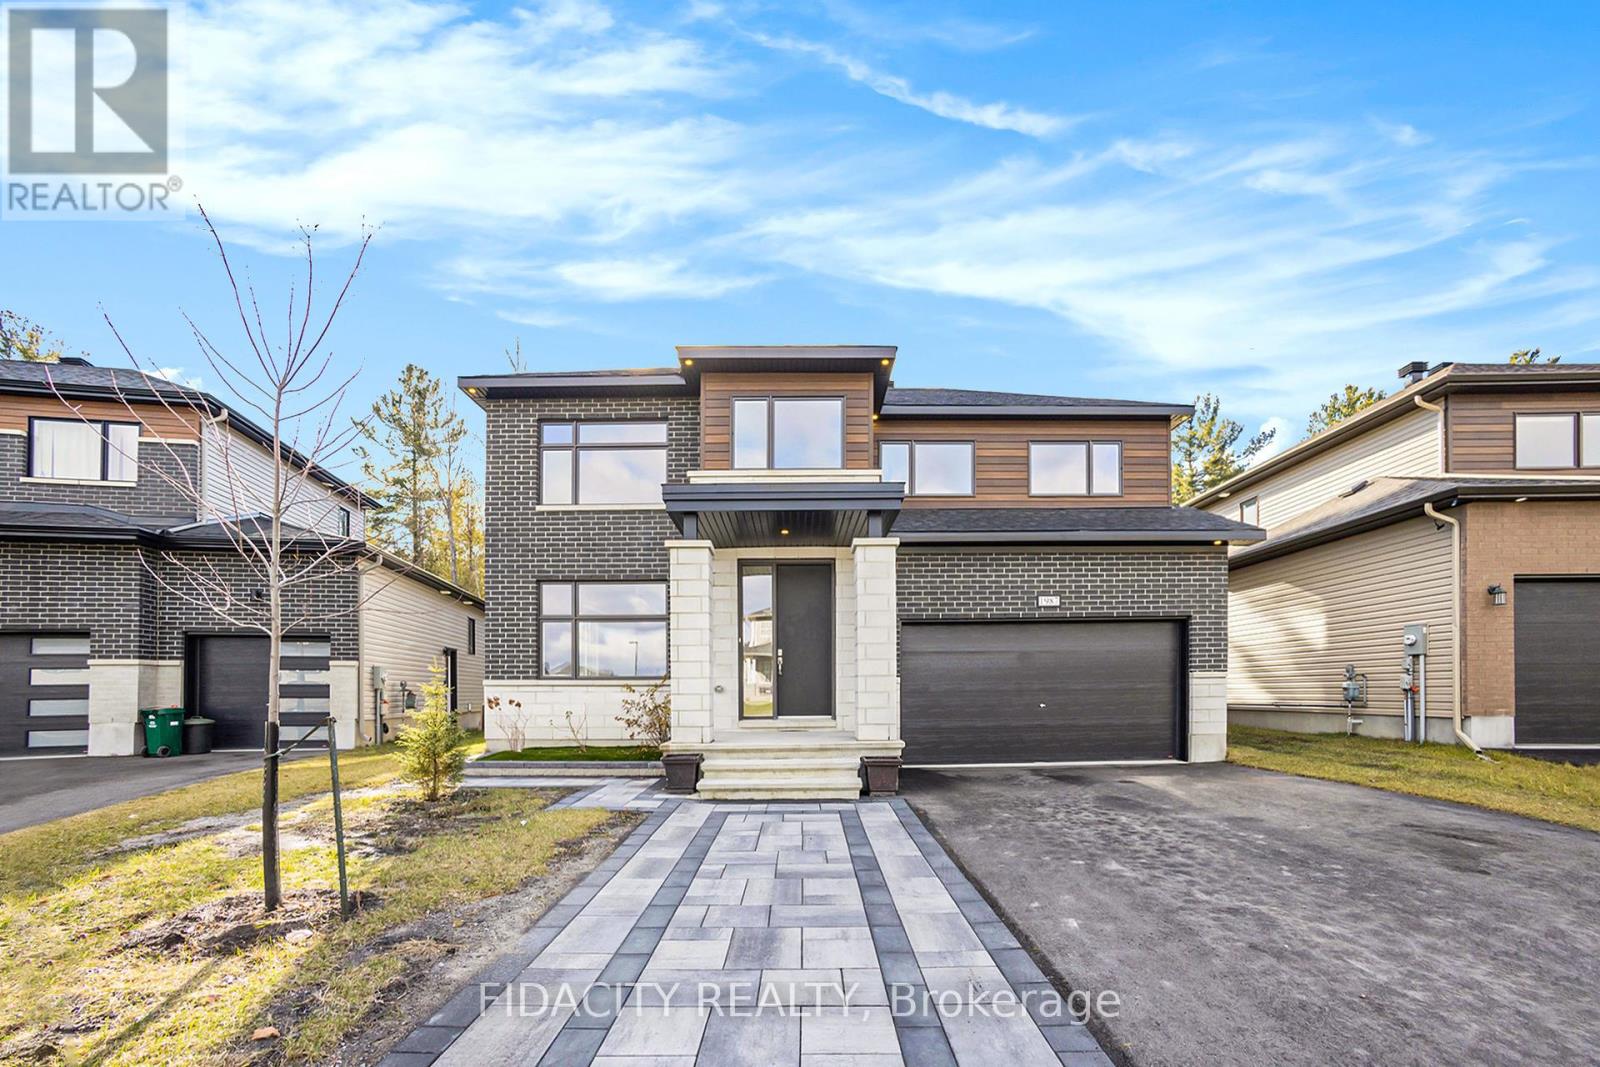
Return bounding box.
[878,404,1193,420]
[897,529,1262,545]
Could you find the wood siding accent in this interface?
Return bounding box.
[698,371,875,470]
[874,417,1172,507]
[1446,390,1600,472]
[1200,406,1440,530]
[0,394,199,439]
[1228,515,1455,721]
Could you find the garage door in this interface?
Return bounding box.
[191,635,333,750]
[900,620,1184,765]
[0,633,91,755]
[1514,580,1600,744]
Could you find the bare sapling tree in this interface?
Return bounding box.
[46,205,375,912]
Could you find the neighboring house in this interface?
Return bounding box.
[1193,360,1600,751]
[0,357,484,757]
[463,345,1262,798]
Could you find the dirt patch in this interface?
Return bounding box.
[120,888,379,957]
[323,809,643,1067]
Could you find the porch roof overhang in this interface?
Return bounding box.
[662,481,905,547]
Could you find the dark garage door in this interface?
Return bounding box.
[1515,579,1600,745]
[191,635,332,750]
[900,620,1184,764]
[0,633,92,755]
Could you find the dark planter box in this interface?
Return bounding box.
[661,753,703,794]
[861,756,901,796]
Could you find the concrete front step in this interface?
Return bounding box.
[695,774,864,801]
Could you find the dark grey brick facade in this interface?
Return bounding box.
[0,434,199,519]
[896,545,1229,672]
[0,541,360,661]
[482,394,699,678]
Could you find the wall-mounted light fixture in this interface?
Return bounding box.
[1487,583,1507,607]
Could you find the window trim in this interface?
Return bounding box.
[538,579,669,680]
[27,416,141,483]
[1027,440,1124,497]
[538,419,669,505]
[1238,496,1259,525]
[731,395,848,470]
[877,439,976,497]
[1514,411,1599,470]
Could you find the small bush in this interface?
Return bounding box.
[395,663,467,801]
[617,680,671,748]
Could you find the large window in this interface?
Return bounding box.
[1515,413,1600,469]
[29,418,139,482]
[1029,441,1122,496]
[540,421,667,505]
[879,441,975,496]
[540,581,667,679]
[733,397,844,469]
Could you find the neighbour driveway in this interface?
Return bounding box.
[0,751,283,835]
[902,763,1600,1066]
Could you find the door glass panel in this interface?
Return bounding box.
[772,399,843,468]
[733,399,768,469]
[741,566,775,718]
[31,635,89,656]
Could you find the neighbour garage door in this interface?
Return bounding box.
[191,635,333,750]
[900,620,1184,765]
[1514,579,1600,745]
[0,633,91,755]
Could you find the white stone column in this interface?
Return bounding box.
[1188,670,1228,762]
[852,537,900,743]
[666,539,716,747]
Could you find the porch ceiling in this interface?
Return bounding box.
[661,480,904,547]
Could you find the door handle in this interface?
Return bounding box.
[777,648,784,676]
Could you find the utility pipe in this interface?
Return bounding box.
[1422,500,1489,759]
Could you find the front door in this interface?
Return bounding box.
[740,562,834,718]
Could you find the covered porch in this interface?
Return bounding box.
[661,475,905,799]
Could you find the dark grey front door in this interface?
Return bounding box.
[900,620,1184,764]
[775,563,834,716]
[1514,579,1600,744]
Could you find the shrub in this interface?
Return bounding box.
[395,663,467,801]
[617,680,671,748]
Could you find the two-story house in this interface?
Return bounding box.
[0,357,485,757]
[1192,361,1600,752]
[464,345,1262,798]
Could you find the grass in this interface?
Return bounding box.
[1228,726,1600,833]
[482,744,662,762]
[0,739,621,1066]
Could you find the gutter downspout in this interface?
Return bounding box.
[1421,499,1489,759]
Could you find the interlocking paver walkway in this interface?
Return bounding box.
[384,780,1112,1067]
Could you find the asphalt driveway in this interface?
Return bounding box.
[0,751,288,835]
[902,763,1600,1067]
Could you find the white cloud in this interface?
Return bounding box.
[150,366,205,388]
[1249,416,1297,464]
[747,32,1074,138]
[551,256,763,300]
[1373,118,1431,147]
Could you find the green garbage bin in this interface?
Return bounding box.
[142,707,185,757]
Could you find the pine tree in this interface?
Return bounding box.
[0,311,79,362]
[1171,394,1276,503]
[355,364,456,564]
[1307,384,1387,435]
[1509,348,1559,365]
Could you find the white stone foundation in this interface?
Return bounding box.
[1188,670,1228,763]
[482,680,660,753]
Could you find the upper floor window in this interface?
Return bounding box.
[539,580,667,678]
[733,397,844,469]
[338,507,351,537]
[1238,496,1259,525]
[1028,441,1122,496]
[879,441,975,496]
[1515,413,1600,469]
[540,421,668,505]
[29,418,138,482]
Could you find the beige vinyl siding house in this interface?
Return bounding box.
[1228,516,1456,738]
[359,564,485,740]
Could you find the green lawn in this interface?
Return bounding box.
[1228,726,1600,833]
[481,744,662,762]
[0,739,624,1066]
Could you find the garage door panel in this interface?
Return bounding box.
[901,621,1182,765]
[1515,580,1600,744]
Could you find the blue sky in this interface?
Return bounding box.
[5,0,1599,474]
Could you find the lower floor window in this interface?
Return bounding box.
[540,581,668,678]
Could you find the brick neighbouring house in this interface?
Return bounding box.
[463,346,1262,799]
[1192,360,1600,751]
[0,357,484,757]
